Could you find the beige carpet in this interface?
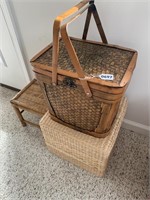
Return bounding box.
[0,86,149,200]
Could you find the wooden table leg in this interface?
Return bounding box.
[11,104,27,127]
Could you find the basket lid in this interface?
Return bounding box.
[31,38,137,87]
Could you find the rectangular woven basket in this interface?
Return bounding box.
[40,97,128,176]
[31,0,137,138]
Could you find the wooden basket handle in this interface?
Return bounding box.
[52,1,91,84]
[52,0,107,97]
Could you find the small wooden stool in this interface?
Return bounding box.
[10,79,47,127]
[40,97,128,176]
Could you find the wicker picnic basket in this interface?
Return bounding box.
[31,0,137,138]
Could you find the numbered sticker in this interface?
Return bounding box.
[99,74,114,81]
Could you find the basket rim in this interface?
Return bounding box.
[30,37,137,88]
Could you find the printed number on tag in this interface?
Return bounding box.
[99,74,114,81]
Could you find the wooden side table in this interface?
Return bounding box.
[10,79,47,127]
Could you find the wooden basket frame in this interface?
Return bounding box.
[30,1,138,138]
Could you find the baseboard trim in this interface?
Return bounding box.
[122,119,150,135]
[0,83,20,92]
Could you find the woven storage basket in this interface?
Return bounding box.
[40,97,128,176]
[31,0,137,138]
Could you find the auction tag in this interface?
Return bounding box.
[99,74,114,81]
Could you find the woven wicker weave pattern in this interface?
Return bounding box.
[45,83,102,131]
[40,97,128,176]
[35,39,134,84]
[13,80,47,115]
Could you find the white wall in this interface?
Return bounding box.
[9,0,149,128]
